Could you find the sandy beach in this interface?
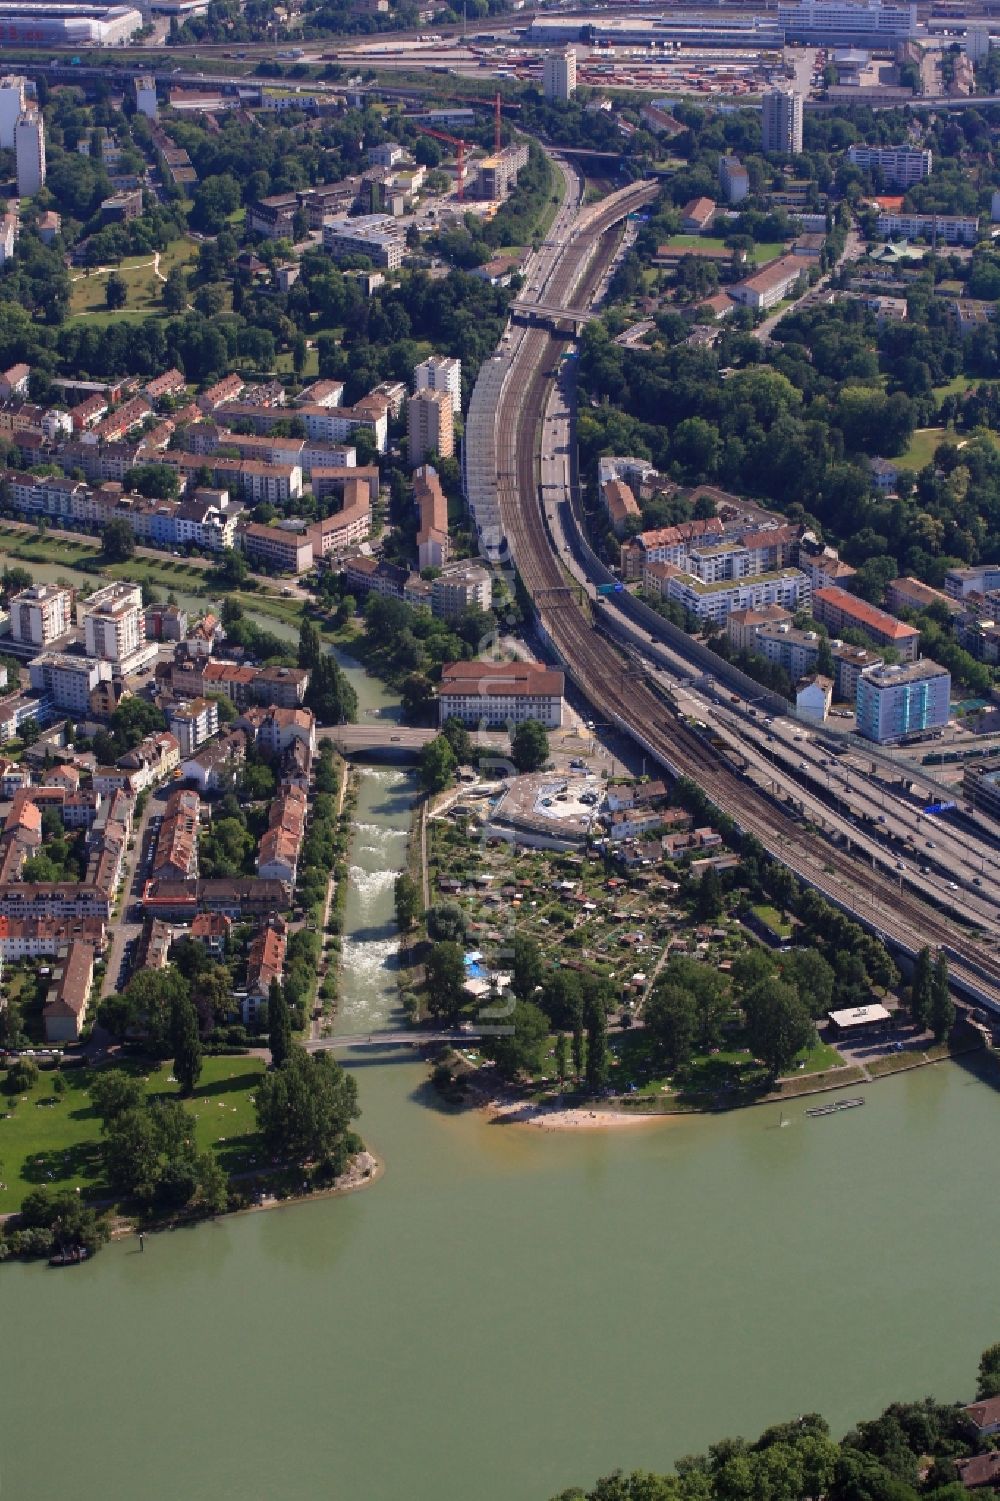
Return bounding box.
[485,1093,661,1130]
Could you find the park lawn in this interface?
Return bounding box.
[276,346,320,379]
[665,235,787,263]
[752,902,794,940]
[0,1056,267,1213]
[68,236,199,321]
[899,426,949,470]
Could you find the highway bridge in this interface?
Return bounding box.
[511,299,595,331]
[475,157,1000,1013]
[318,724,510,758]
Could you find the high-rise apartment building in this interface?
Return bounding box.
[719,155,750,203]
[855,659,951,744]
[543,46,577,102]
[846,144,932,185]
[134,75,158,120]
[408,388,453,468]
[15,107,45,197]
[761,88,803,156]
[81,582,146,669]
[10,583,72,647]
[413,354,462,415]
[0,75,25,150]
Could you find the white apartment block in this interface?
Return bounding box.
[855,659,951,744]
[414,354,462,414]
[719,154,750,204]
[431,563,492,621]
[167,697,219,759]
[408,388,454,467]
[10,583,72,647]
[847,144,932,185]
[876,212,978,245]
[135,75,157,119]
[0,75,25,149]
[645,563,810,626]
[761,87,802,155]
[29,653,111,713]
[81,582,146,668]
[543,46,577,102]
[15,107,45,197]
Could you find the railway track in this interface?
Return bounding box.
[494,179,1000,1005]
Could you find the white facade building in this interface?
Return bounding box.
[413,354,462,415]
[15,107,45,198]
[10,583,72,647]
[847,144,932,185]
[855,659,951,743]
[543,46,577,102]
[135,75,158,119]
[81,582,147,669]
[0,75,25,150]
[761,87,803,155]
[29,653,110,713]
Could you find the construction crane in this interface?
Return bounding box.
[416,123,469,201]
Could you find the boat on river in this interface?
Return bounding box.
[805,1097,865,1119]
[48,1246,90,1267]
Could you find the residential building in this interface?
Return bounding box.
[869,456,899,493]
[408,388,453,467]
[962,1399,1000,1441]
[796,673,833,722]
[543,46,577,102]
[322,214,404,269]
[238,522,313,576]
[945,564,1000,598]
[10,583,72,647]
[719,155,750,204]
[726,604,793,654]
[681,196,716,232]
[29,652,110,713]
[151,788,200,881]
[886,575,961,617]
[191,911,231,958]
[855,658,951,743]
[42,940,94,1043]
[0,75,25,149]
[369,141,403,168]
[847,144,931,184]
[305,485,371,560]
[135,74,157,119]
[602,478,641,538]
[475,143,529,202]
[876,212,978,244]
[257,786,306,887]
[761,87,803,155]
[754,621,825,682]
[415,463,450,571]
[15,107,45,197]
[181,728,246,793]
[245,918,286,1022]
[167,697,219,759]
[730,254,806,311]
[248,193,298,239]
[438,660,564,729]
[431,562,492,621]
[644,561,810,626]
[413,354,462,414]
[832,642,883,703]
[813,584,920,660]
[81,581,147,670]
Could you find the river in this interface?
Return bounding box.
[1,652,998,1501]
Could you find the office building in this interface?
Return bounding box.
[438,660,564,729]
[847,143,931,185]
[408,388,453,467]
[15,107,45,197]
[719,155,749,204]
[777,0,916,43]
[322,214,404,270]
[81,582,146,669]
[855,659,950,743]
[543,46,577,102]
[413,354,462,414]
[762,88,803,156]
[10,583,72,647]
[0,75,25,149]
[0,1,141,43]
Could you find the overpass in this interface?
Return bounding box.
[307,1030,471,1051]
[511,299,596,332]
[319,724,511,758]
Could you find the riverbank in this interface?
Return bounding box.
[451,1032,986,1130]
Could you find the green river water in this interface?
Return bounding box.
[1,654,998,1501]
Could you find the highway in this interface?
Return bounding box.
[481,161,1000,1011]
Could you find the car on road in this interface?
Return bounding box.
[974,876,984,886]
[926,839,935,848]
[947,881,959,890]
[896,861,906,870]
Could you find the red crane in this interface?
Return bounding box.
[416,123,468,201]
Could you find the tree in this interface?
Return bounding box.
[89,1068,145,1123]
[268,976,292,1067]
[441,716,474,764]
[978,1343,1000,1399]
[511,718,549,773]
[105,272,127,310]
[426,900,467,944]
[743,979,815,1078]
[305,654,358,726]
[161,264,187,313]
[480,998,549,1081]
[298,618,321,671]
[418,734,456,793]
[126,463,179,500]
[101,517,135,562]
[928,951,954,1042]
[394,873,421,932]
[696,866,723,921]
[170,993,203,1096]
[424,940,469,1024]
[645,985,698,1073]
[512,933,544,1000]
[585,994,608,1092]
[782,948,836,1019]
[254,1045,359,1169]
[910,946,934,1031]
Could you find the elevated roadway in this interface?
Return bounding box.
[481,162,1000,1012]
